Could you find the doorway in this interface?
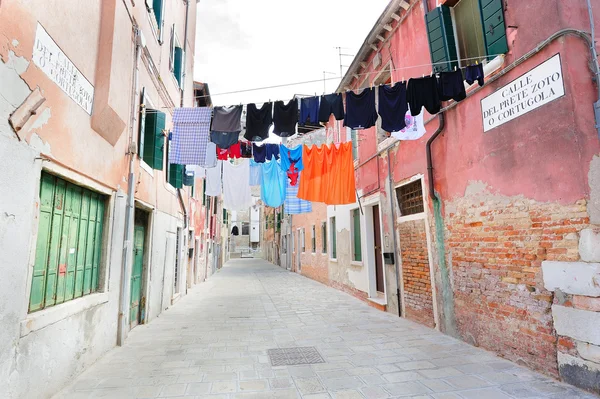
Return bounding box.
[130,224,144,328]
[373,205,384,293]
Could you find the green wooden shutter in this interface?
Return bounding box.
[479,0,508,58]
[30,174,105,312]
[425,6,458,72]
[138,88,146,157]
[169,164,184,188]
[352,209,362,262]
[174,47,184,87]
[153,0,164,41]
[64,185,82,301]
[143,110,166,170]
[29,174,55,312]
[331,217,337,259]
[202,180,206,205]
[223,209,227,224]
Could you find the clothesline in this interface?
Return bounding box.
[192,53,504,102]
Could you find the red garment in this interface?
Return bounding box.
[216,142,241,160]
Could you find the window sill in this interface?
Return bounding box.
[464,54,505,91]
[330,258,338,263]
[351,261,363,267]
[20,292,109,337]
[140,160,154,177]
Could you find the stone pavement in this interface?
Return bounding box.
[54,259,598,399]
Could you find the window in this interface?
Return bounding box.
[311,225,316,253]
[138,88,166,170]
[223,209,228,225]
[352,209,362,262]
[242,222,250,235]
[183,168,194,188]
[301,228,306,253]
[321,222,327,254]
[30,173,106,312]
[169,25,184,88]
[147,0,165,42]
[396,180,425,216]
[330,217,337,259]
[166,136,184,188]
[426,0,508,72]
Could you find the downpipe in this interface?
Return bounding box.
[177,0,191,229]
[586,0,600,140]
[386,148,402,317]
[118,26,141,346]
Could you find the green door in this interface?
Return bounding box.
[130,225,145,327]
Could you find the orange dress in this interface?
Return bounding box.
[298,142,356,205]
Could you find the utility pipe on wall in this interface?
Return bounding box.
[119,26,141,346]
[386,148,402,317]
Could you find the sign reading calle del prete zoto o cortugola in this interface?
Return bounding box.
[481,54,565,132]
[32,23,94,115]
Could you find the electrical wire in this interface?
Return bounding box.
[193,54,505,100]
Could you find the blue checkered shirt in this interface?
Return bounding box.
[171,107,211,166]
[284,175,312,214]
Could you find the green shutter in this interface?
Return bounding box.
[353,210,362,262]
[331,218,337,259]
[479,0,508,58]
[83,194,98,295]
[169,164,184,189]
[64,185,82,301]
[174,47,184,87]
[153,0,164,40]
[223,209,228,224]
[138,88,146,158]
[91,196,104,292]
[425,6,458,72]
[29,174,55,312]
[202,180,206,205]
[30,173,105,312]
[143,110,166,170]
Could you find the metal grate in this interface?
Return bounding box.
[397,180,424,216]
[267,347,325,366]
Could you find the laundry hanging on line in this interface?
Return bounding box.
[298,142,355,205]
[249,159,262,186]
[244,102,273,142]
[205,160,223,197]
[261,155,287,208]
[223,159,253,211]
[253,143,280,163]
[170,107,211,166]
[284,175,312,215]
[279,144,303,187]
[273,99,298,137]
[344,88,378,130]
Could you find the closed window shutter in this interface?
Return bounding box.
[143,110,166,170]
[153,0,164,41]
[425,6,458,72]
[174,47,184,87]
[169,164,184,188]
[479,0,508,58]
[138,88,146,157]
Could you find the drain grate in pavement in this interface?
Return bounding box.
[267,347,325,366]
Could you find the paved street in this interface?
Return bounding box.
[55,259,597,399]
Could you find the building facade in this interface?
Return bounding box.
[0,1,216,397]
[289,0,600,393]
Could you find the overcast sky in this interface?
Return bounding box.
[193,0,389,108]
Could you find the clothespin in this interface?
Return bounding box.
[454,66,457,71]
[476,60,479,65]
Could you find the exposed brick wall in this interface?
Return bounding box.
[398,219,435,328]
[447,197,589,377]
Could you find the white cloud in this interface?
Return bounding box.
[194,0,389,107]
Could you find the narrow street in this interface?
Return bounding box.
[55,259,595,399]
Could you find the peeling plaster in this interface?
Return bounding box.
[29,133,51,154]
[588,155,600,224]
[28,107,51,131]
[11,39,19,47]
[0,51,31,138]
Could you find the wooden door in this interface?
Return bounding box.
[373,205,384,292]
[130,225,144,328]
